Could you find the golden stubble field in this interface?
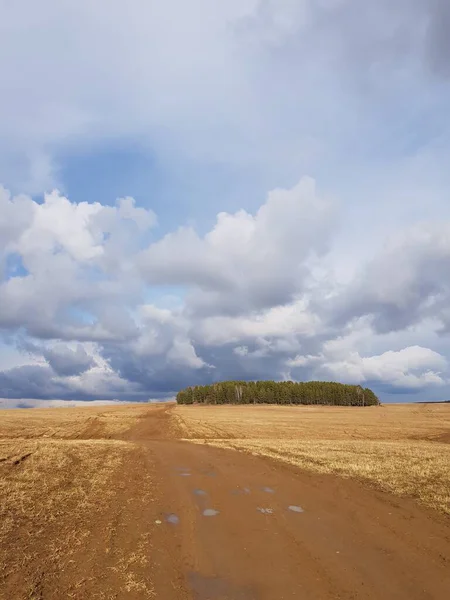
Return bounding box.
[174,403,450,514]
[0,404,156,599]
[0,403,152,439]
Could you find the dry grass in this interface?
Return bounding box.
[176,403,450,514]
[0,403,151,440]
[0,438,128,536]
[0,438,133,595]
[0,403,160,599]
[175,403,450,441]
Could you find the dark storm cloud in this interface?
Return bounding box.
[426,0,450,76]
[0,362,153,402]
[325,223,450,334]
[0,365,67,400]
[42,344,96,377]
[102,342,211,395]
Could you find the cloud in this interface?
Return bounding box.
[0,365,66,400]
[426,0,450,76]
[42,343,96,376]
[321,345,447,391]
[0,178,327,399]
[0,186,35,256]
[0,0,258,191]
[1,0,449,194]
[0,355,144,402]
[1,177,450,401]
[0,398,139,409]
[2,1,450,405]
[0,178,450,401]
[201,298,321,343]
[329,223,450,333]
[288,333,448,392]
[140,177,333,315]
[0,188,155,341]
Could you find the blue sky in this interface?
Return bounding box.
[1,0,450,406]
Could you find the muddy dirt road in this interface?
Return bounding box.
[119,406,450,599]
[3,405,450,599]
[147,438,450,600]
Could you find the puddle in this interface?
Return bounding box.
[188,572,256,600]
[231,487,250,495]
[202,508,220,517]
[261,486,275,493]
[288,505,304,513]
[257,507,273,514]
[200,468,217,477]
[176,467,191,476]
[165,513,180,525]
[193,489,207,496]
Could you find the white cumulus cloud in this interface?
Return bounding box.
[140,177,333,315]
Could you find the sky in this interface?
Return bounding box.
[1,0,450,406]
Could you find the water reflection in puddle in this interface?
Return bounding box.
[203,508,220,517]
[257,507,273,514]
[288,505,304,513]
[176,467,191,476]
[193,489,207,496]
[261,486,275,493]
[231,487,251,496]
[165,513,180,524]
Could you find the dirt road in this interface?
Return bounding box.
[146,438,450,600]
[3,405,450,599]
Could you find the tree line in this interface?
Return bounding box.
[176,380,380,406]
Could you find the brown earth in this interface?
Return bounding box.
[1,404,450,599]
[176,403,450,514]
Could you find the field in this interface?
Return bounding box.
[1,402,450,599]
[0,404,158,599]
[0,403,151,439]
[175,403,450,514]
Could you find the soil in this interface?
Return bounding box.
[2,405,450,599]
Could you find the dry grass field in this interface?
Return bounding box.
[0,439,131,594]
[0,403,151,439]
[0,404,157,599]
[175,403,450,514]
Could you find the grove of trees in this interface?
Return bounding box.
[176,380,380,406]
